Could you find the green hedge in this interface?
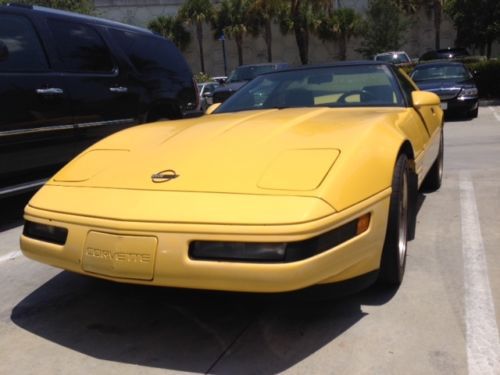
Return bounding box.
[467,60,500,99]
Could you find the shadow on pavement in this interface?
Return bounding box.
[0,192,33,231]
[11,272,398,374]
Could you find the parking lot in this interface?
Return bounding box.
[1,106,499,375]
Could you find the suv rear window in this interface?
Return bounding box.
[48,19,114,73]
[0,14,48,72]
[110,29,190,77]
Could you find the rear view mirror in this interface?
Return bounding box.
[0,41,8,62]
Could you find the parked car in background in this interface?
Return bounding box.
[410,61,479,118]
[211,76,227,84]
[419,47,470,62]
[197,81,220,111]
[0,4,197,198]
[374,51,411,66]
[212,63,289,104]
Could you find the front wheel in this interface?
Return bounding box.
[469,108,478,119]
[378,154,410,286]
[422,130,444,192]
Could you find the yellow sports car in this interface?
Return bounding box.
[21,62,443,294]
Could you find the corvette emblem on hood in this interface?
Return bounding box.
[151,169,179,183]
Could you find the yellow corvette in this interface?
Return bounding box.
[21,62,443,294]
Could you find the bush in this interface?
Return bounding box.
[467,60,500,99]
[194,72,211,83]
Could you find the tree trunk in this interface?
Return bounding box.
[196,22,205,73]
[433,0,442,50]
[291,0,308,65]
[236,33,244,65]
[486,37,492,59]
[265,20,273,62]
[339,34,347,60]
[294,26,309,64]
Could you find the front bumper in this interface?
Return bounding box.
[443,96,478,114]
[21,190,390,293]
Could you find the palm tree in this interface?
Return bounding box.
[148,15,191,51]
[179,0,214,73]
[431,0,444,49]
[317,8,363,60]
[390,0,444,50]
[247,0,283,62]
[278,0,330,65]
[213,0,252,66]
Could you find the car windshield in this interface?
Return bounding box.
[216,64,404,113]
[227,65,277,83]
[411,64,470,81]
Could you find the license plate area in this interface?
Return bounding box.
[83,232,157,280]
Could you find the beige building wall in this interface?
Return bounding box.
[94,0,499,77]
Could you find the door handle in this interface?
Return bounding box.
[36,88,64,95]
[109,86,128,93]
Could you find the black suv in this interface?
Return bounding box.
[0,4,198,197]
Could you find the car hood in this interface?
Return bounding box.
[43,107,406,219]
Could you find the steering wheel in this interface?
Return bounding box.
[337,90,377,104]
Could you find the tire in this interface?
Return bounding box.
[469,108,478,118]
[422,130,443,192]
[378,154,410,286]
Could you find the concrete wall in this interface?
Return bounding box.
[94,0,500,77]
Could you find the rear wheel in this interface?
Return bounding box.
[378,154,410,286]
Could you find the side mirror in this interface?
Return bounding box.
[203,91,213,98]
[205,102,221,114]
[0,41,9,62]
[412,91,440,108]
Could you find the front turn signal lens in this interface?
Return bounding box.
[356,213,371,235]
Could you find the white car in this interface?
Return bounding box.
[197,82,220,110]
[374,51,411,65]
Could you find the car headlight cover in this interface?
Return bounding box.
[189,213,370,263]
[23,220,68,245]
[190,241,287,262]
[459,87,478,97]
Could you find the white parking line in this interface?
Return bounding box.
[0,250,22,263]
[460,172,500,375]
[489,106,500,122]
